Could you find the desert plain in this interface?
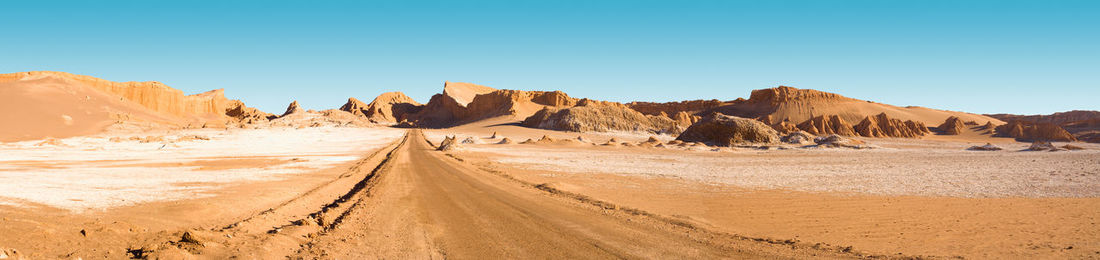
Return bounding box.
[1,71,1098,259]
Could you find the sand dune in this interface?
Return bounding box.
[0,71,267,141]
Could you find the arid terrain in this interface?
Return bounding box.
[1,71,1098,259]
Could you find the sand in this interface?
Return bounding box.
[428,123,1100,259]
[0,126,404,212]
[460,140,1100,198]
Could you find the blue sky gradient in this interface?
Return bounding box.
[2,0,1096,114]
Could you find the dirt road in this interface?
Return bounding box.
[289,130,853,259]
[1,130,855,259]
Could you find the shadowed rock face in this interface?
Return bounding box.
[225,100,276,124]
[522,99,681,135]
[341,92,423,124]
[854,113,930,138]
[627,99,727,117]
[410,81,580,128]
[936,116,967,135]
[987,110,1100,143]
[676,113,779,146]
[797,115,856,136]
[995,120,1077,142]
[282,101,302,117]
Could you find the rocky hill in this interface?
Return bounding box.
[630,86,1001,129]
[340,92,422,124]
[522,99,681,134]
[995,120,1077,142]
[988,110,1100,143]
[854,113,930,138]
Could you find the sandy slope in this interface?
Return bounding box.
[0,74,178,142]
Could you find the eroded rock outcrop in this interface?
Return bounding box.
[1,71,243,118]
[224,100,276,124]
[797,115,856,136]
[675,113,780,146]
[627,99,727,117]
[281,101,302,117]
[411,82,578,127]
[967,143,1003,151]
[522,99,680,134]
[937,116,967,135]
[995,121,1076,142]
[341,92,423,124]
[987,110,1100,142]
[853,113,930,138]
[0,71,272,141]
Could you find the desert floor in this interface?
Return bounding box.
[426,122,1100,259]
[1,125,1097,259]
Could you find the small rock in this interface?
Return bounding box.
[967,143,1003,151]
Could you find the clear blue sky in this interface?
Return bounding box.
[2,0,1096,114]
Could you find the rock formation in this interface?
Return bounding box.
[437,136,458,151]
[410,82,580,127]
[987,110,1100,143]
[936,116,967,135]
[1078,133,1100,143]
[0,71,248,119]
[967,143,1003,151]
[1026,141,1059,151]
[341,92,423,124]
[813,135,869,149]
[225,100,276,124]
[852,113,930,138]
[646,86,1006,128]
[339,97,370,117]
[672,111,700,127]
[987,110,1100,125]
[282,101,302,117]
[981,121,997,130]
[797,115,856,136]
[675,113,780,146]
[781,131,814,145]
[522,99,681,134]
[0,71,270,141]
[995,121,1077,142]
[626,99,727,117]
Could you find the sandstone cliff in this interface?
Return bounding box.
[0,71,242,119]
[0,71,269,141]
[665,86,1005,128]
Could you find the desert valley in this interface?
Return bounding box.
[0,71,1098,259]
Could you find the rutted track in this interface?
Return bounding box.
[131,130,859,259]
[291,130,858,259]
[129,133,410,259]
